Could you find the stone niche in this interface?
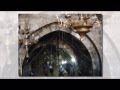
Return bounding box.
[18,14,103,76]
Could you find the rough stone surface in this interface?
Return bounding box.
[19,14,103,76]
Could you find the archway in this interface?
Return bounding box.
[22,31,95,76]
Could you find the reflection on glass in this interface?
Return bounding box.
[30,44,79,76]
[22,31,93,76]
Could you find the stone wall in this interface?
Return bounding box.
[19,14,103,76]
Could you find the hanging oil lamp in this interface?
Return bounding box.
[71,14,93,40]
[65,14,93,40]
[24,34,30,58]
[23,14,31,58]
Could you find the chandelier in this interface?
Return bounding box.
[63,14,101,40]
[19,14,101,58]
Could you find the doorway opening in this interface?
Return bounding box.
[22,31,93,76]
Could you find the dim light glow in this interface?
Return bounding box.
[71,56,76,63]
[61,60,67,64]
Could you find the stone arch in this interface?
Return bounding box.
[20,22,102,76]
[22,30,93,76]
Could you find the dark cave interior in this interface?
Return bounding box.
[22,31,98,76]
